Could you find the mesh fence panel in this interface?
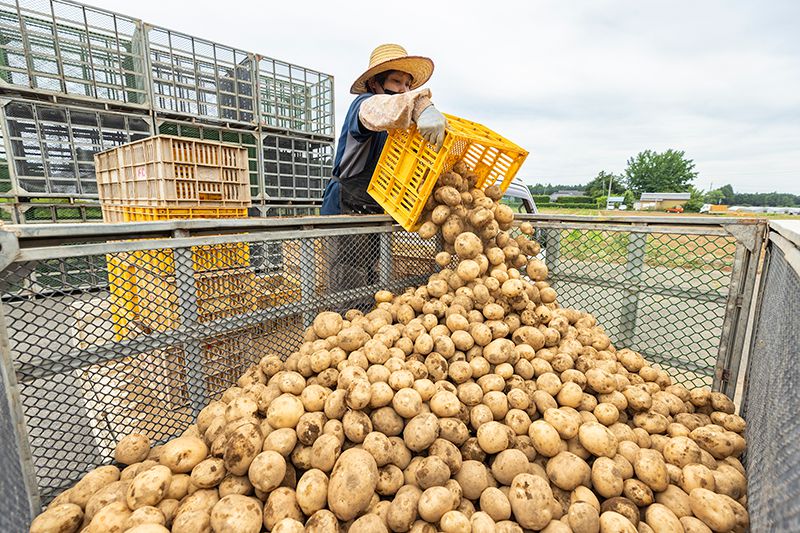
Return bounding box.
[1,227,434,505]
[742,241,800,531]
[0,219,753,519]
[540,226,737,389]
[0,367,31,530]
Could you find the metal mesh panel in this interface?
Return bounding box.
[0,365,32,530]
[258,57,334,137]
[262,133,332,201]
[0,226,431,505]
[148,26,255,124]
[15,201,102,222]
[742,241,800,531]
[540,226,737,389]
[0,0,148,105]
[2,99,152,196]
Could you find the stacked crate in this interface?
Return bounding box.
[0,0,335,223]
[97,134,301,396]
[96,135,254,338]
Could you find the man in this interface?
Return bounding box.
[321,43,447,215]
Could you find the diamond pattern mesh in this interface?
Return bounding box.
[741,242,800,531]
[0,228,432,504]
[539,227,737,389]
[0,221,750,516]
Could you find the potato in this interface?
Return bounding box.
[327,448,378,520]
[160,437,208,474]
[126,506,166,528]
[158,499,180,527]
[455,232,483,259]
[415,455,451,489]
[84,480,128,522]
[224,424,263,476]
[85,501,131,533]
[655,485,692,518]
[689,488,736,532]
[477,420,509,453]
[547,452,591,491]
[567,501,599,533]
[529,420,563,457]
[115,434,151,466]
[598,511,637,533]
[263,488,303,530]
[127,464,172,509]
[600,498,640,528]
[189,458,225,490]
[578,422,618,458]
[388,485,422,531]
[644,503,683,533]
[209,495,261,533]
[509,473,553,530]
[125,525,169,533]
[404,413,440,451]
[29,503,83,533]
[176,489,219,517]
[69,465,120,509]
[455,460,492,500]
[480,487,512,521]
[634,448,669,492]
[623,478,654,506]
[248,450,286,493]
[592,457,623,498]
[418,486,456,522]
[171,510,211,533]
[272,518,306,533]
[680,516,714,533]
[349,513,389,533]
[306,509,340,533]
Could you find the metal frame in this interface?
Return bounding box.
[0,214,770,523]
[0,0,150,107]
[517,214,766,396]
[0,96,153,198]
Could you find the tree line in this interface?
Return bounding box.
[529,149,799,210]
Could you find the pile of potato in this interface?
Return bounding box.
[30,161,748,533]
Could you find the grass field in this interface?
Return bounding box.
[537,206,796,219]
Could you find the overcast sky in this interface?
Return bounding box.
[99,0,800,194]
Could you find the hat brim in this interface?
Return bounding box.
[350,56,434,94]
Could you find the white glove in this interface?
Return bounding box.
[416,105,447,151]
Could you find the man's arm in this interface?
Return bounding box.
[358,88,433,132]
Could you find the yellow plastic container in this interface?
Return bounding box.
[101,205,248,222]
[368,114,528,231]
[120,243,251,276]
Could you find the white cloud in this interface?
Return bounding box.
[96,0,800,193]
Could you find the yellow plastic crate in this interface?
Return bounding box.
[107,256,260,338]
[368,114,528,231]
[123,243,251,275]
[101,205,248,223]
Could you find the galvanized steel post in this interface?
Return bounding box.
[172,229,206,417]
[620,232,647,347]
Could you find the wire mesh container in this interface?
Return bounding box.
[0,0,149,105]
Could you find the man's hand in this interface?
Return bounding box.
[416,105,447,151]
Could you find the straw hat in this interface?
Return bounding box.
[350,44,434,94]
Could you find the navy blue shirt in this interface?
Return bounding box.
[321,93,388,215]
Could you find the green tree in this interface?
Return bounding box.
[704,189,725,205]
[684,187,705,212]
[719,184,735,204]
[623,149,698,194]
[623,190,635,209]
[585,171,625,198]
